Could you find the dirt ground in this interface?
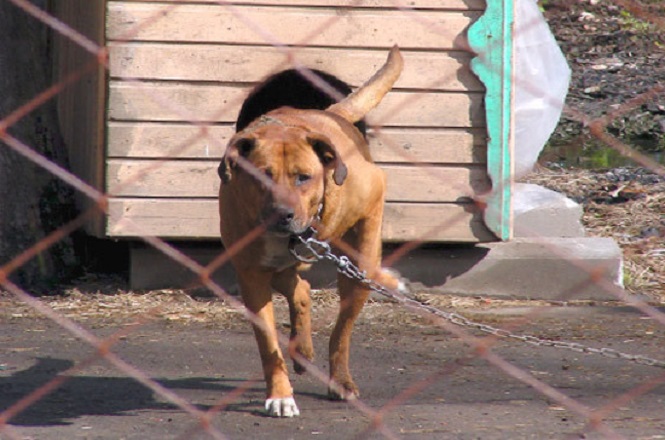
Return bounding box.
[2,296,665,440]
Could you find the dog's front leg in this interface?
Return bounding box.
[272,268,315,375]
[237,270,300,417]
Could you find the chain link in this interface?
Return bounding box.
[292,234,665,369]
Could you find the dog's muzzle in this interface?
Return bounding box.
[261,203,307,236]
[263,202,323,236]
[267,205,298,234]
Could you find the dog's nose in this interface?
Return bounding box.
[276,209,294,227]
[270,205,295,231]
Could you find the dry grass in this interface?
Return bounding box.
[0,288,242,327]
[0,279,611,331]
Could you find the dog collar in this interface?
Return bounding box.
[257,115,285,126]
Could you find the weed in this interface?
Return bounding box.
[619,10,653,34]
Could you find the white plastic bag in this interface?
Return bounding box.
[514,0,571,177]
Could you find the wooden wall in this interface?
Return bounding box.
[59,0,496,242]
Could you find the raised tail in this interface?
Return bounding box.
[326,45,403,123]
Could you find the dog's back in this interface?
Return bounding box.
[236,69,367,137]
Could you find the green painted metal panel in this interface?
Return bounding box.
[468,0,514,240]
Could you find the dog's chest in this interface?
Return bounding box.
[260,235,296,271]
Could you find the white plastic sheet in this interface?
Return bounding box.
[514,0,571,177]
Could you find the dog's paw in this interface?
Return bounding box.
[395,277,411,296]
[265,397,300,417]
[289,339,314,375]
[378,267,412,297]
[293,359,308,375]
[327,380,359,401]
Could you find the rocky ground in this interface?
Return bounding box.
[529,0,665,299]
[541,0,665,155]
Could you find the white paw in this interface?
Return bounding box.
[396,279,409,295]
[265,397,300,417]
[382,267,411,296]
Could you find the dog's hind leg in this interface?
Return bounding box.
[237,269,300,417]
[328,273,370,401]
[272,268,315,375]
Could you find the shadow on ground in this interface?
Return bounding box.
[0,357,265,426]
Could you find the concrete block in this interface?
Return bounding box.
[438,237,624,301]
[130,242,236,291]
[513,183,585,238]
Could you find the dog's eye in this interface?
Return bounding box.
[264,169,273,179]
[295,173,312,186]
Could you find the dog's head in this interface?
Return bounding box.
[218,124,347,235]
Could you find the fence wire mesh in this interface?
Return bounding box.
[1,0,664,438]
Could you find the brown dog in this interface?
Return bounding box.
[218,46,403,417]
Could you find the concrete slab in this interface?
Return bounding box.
[130,238,624,301]
[437,237,624,301]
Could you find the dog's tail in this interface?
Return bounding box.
[327,45,403,123]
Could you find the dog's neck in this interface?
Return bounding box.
[260,234,295,271]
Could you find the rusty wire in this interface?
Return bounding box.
[1,0,664,438]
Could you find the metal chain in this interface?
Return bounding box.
[291,235,665,369]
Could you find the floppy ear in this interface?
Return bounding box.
[218,136,256,183]
[307,134,347,186]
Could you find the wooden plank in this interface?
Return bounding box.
[52,0,107,236]
[108,43,482,92]
[368,128,486,164]
[108,198,495,242]
[108,198,220,238]
[107,82,248,123]
[384,165,490,201]
[107,3,478,49]
[107,122,487,164]
[382,202,495,242]
[106,160,490,202]
[107,83,485,127]
[126,0,486,10]
[107,122,233,159]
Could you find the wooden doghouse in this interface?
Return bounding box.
[52,1,514,280]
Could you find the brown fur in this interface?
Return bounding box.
[218,46,403,417]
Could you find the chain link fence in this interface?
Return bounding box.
[1,0,664,438]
